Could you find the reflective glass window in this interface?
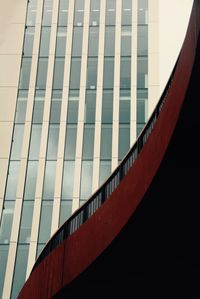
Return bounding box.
[104,27,115,56]
[24,161,38,200]
[42,0,53,25]
[59,201,72,226]
[86,58,98,89]
[120,57,131,89]
[85,91,96,123]
[62,161,75,199]
[46,125,59,159]
[26,0,37,26]
[67,91,79,124]
[102,90,113,123]
[42,161,56,200]
[0,202,14,244]
[72,27,83,57]
[50,90,62,123]
[137,57,148,88]
[82,125,94,160]
[23,27,35,56]
[122,0,132,25]
[0,245,9,298]
[121,26,131,56]
[137,89,148,123]
[137,123,144,136]
[10,125,24,160]
[58,0,69,26]
[90,0,100,26]
[80,161,93,200]
[38,202,53,243]
[69,58,81,89]
[100,125,112,159]
[15,91,28,124]
[10,245,29,299]
[53,58,64,89]
[19,58,31,89]
[64,125,77,159]
[5,162,20,200]
[39,27,51,57]
[18,202,33,243]
[99,160,111,186]
[138,0,148,25]
[119,90,130,123]
[56,27,67,56]
[103,57,114,89]
[105,0,116,25]
[33,90,45,123]
[88,27,99,56]
[29,125,42,160]
[138,26,148,56]
[118,124,130,160]
[36,58,48,89]
[36,244,44,258]
[74,0,84,26]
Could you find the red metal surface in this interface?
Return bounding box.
[18,1,200,298]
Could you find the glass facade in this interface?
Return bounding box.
[0,0,155,298]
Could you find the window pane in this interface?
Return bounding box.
[86,58,98,89]
[38,202,53,243]
[11,245,29,299]
[104,27,115,56]
[137,99,147,123]
[80,161,93,200]
[118,125,130,160]
[0,202,14,244]
[36,58,48,89]
[90,0,100,26]
[42,161,56,200]
[19,58,31,89]
[24,161,38,200]
[39,27,51,57]
[59,201,72,226]
[10,125,24,160]
[122,0,132,25]
[121,26,131,56]
[29,125,42,160]
[119,100,130,123]
[53,58,64,89]
[56,27,67,56]
[47,125,59,159]
[100,125,112,159]
[15,91,28,124]
[137,123,144,136]
[64,125,77,159]
[99,160,111,186]
[58,0,69,26]
[42,0,53,25]
[138,26,148,56]
[67,91,79,123]
[82,125,94,160]
[103,57,114,89]
[5,162,20,200]
[50,91,62,123]
[23,27,35,56]
[26,0,37,26]
[33,90,45,123]
[62,161,75,199]
[88,27,99,56]
[137,57,148,88]
[72,27,83,57]
[0,245,9,298]
[120,57,131,89]
[138,0,148,25]
[74,0,84,26]
[18,202,33,243]
[85,91,96,123]
[102,90,113,123]
[105,0,116,25]
[69,58,81,89]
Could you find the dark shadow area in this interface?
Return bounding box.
[54,36,200,299]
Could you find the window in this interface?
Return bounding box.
[80,161,93,200]
[18,202,34,243]
[5,162,20,200]
[138,0,148,25]
[42,0,53,26]
[102,90,113,123]
[67,92,79,124]
[0,245,9,298]
[85,91,96,123]
[53,58,65,89]
[64,125,77,159]
[26,0,37,26]
[119,90,130,123]
[74,0,84,26]
[19,58,31,89]
[137,89,148,123]
[122,0,132,25]
[103,57,114,89]
[29,125,42,160]
[137,57,148,88]
[121,26,131,56]
[36,58,48,89]
[15,91,28,124]
[88,27,99,56]
[86,58,98,89]
[42,161,56,200]
[118,124,130,160]
[138,26,148,56]
[59,201,72,226]
[32,90,45,123]
[38,202,53,243]
[104,27,115,56]
[120,57,131,89]
[62,161,75,199]
[82,125,95,160]
[72,27,83,57]
[10,125,24,160]
[69,58,81,89]
[50,90,62,123]
[23,27,35,56]
[58,0,69,26]
[100,125,112,159]
[105,0,116,25]
[99,160,111,186]
[24,161,38,200]
[90,0,100,26]
[56,27,67,56]
[0,202,14,244]
[46,125,59,160]
[39,27,51,57]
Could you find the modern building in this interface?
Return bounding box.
[0,0,160,298]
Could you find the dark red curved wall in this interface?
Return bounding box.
[18,1,200,298]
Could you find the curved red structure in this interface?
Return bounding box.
[18,1,200,298]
